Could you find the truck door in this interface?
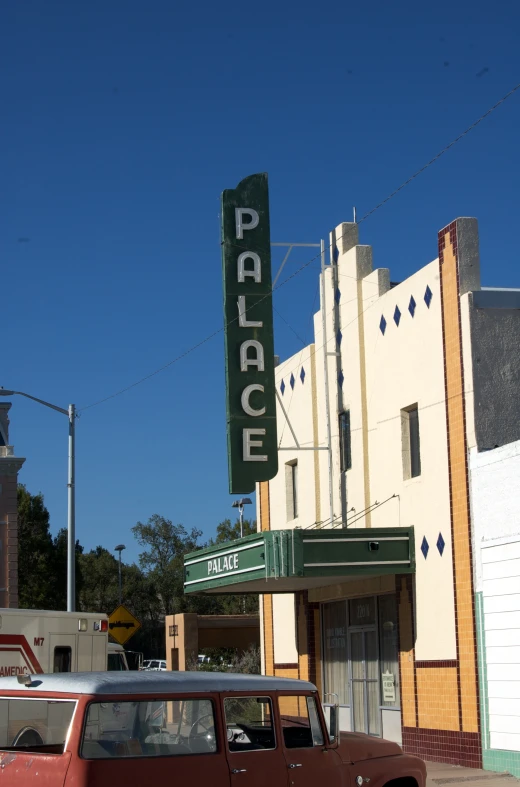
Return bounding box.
[223,694,289,787]
[49,634,77,673]
[279,694,344,787]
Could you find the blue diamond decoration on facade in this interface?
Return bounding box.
[409,296,416,317]
[336,329,343,346]
[300,367,306,384]
[333,246,339,263]
[338,370,344,388]
[424,285,433,308]
[290,373,295,390]
[437,533,445,556]
[380,315,387,335]
[421,536,429,559]
[335,288,341,304]
[394,306,401,326]
[280,379,285,396]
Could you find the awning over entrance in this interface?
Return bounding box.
[184,527,415,595]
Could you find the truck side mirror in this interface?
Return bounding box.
[328,704,340,745]
[323,693,340,747]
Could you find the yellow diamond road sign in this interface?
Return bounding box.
[108,605,141,646]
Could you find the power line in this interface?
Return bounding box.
[80,79,520,411]
[358,80,520,223]
[273,306,307,347]
[301,495,397,531]
[80,327,224,411]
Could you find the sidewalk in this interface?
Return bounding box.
[427,762,520,787]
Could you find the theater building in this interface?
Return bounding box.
[184,217,520,767]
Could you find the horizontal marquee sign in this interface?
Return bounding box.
[185,539,267,589]
[184,527,415,595]
[221,173,278,493]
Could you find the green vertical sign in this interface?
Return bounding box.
[221,173,278,493]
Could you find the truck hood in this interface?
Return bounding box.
[337,732,403,763]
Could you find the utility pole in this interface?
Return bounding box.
[68,404,76,611]
[0,389,77,610]
[320,240,334,528]
[115,544,126,606]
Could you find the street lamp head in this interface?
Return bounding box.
[232,498,252,509]
[0,389,16,396]
[114,544,126,552]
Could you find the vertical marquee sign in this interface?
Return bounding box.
[221,173,278,493]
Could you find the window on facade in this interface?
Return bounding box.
[339,410,352,471]
[401,404,421,479]
[278,695,324,748]
[322,601,348,706]
[82,698,216,758]
[378,594,400,708]
[53,647,72,673]
[224,697,275,751]
[285,461,298,521]
[349,597,376,626]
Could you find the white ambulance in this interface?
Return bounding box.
[0,609,129,676]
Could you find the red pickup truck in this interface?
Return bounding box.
[0,671,426,787]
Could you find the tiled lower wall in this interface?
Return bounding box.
[483,750,520,778]
[398,574,482,767]
[402,728,481,766]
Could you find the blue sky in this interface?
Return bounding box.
[2,0,519,566]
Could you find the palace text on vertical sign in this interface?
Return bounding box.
[221,173,278,493]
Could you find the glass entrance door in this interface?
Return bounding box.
[349,628,381,736]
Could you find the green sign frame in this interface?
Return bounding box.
[184,527,415,595]
[221,173,278,493]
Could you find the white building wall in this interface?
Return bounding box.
[264,224,460,664]
[332,241,456,660]
[471,441,520,754]
[271,347,319,529]
[272,594,299,664]
[360,257,456,660]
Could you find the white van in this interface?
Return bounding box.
[0,608,129,674]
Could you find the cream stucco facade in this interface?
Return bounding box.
[265,228,456,663]
[257,217,520,768]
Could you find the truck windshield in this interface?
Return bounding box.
[108,653,127,671]
[0,698,76,754]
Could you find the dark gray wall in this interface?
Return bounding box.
[470,291,520,451]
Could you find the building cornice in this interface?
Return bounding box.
[0,455,26,475]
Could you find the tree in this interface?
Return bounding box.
[53,527,83,611]
[132,515,203,616]
[78,547,120,614]
[208,518,259,614]
[17,485,55,609]
[214,517,257,543]
[77,546,164,657]
[187,645,260,674]
[17,485,83,611]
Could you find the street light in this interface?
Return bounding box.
[114,544,126,606]
[231,497,252,539]
[0,388,76,612]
